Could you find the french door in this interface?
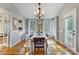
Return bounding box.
[64,8,77,51]
[65,16,73,46]
[0,9,10,47]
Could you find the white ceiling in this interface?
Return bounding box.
[12,3,65,19]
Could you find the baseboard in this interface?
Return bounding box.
[10,40,21,48]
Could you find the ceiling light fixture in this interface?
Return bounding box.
[34,3,44,19]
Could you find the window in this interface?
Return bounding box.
[30,20,36,33]
[44,20,50,35]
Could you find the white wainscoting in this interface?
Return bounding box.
[9,31,24,47]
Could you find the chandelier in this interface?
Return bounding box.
[34,3,44,18]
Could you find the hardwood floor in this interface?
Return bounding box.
[0,36,3,45]
[46,39,75,55]
[0,40,27,55]
[32,48,46,55]
[56,41,76,55]
[0,39,76,55]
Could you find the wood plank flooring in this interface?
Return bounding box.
[33,48,45,55]
[0,40,27,55]
[0,39,76,55]
[0,36,3,45]
[56,41,76,55]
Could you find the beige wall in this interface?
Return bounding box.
[0,12,6,33]
[0,22,4,33]
[57,3,79,54]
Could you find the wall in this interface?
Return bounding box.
[10,31,24,47]
[25,19,28,34]
[76,7,79,53]
[57,3,79,54]
[58,3,78,43]
[0,15,4,33]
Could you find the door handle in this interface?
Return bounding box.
[72,30,75,35]
[72,33,75,35]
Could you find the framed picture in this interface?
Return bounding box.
[18,27,22,31]
[19,20,22,23]
[18,19,23,31]
[13,17,18,30]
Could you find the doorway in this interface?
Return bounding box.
[0,9,10,47]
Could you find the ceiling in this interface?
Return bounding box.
[12,3,65,19]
